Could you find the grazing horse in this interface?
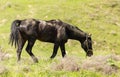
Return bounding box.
[9,19,93,63]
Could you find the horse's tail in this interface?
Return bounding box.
[9,20,21,48]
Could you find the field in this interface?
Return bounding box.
[0,0,120,77]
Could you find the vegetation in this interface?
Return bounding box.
[0,0,120,77]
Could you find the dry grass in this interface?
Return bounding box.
[0,47,9,75]
[51,56,80,72]
[0,47,12,61]
[51,54,120,74]
[81,54,120,74]
[0,66,8,75]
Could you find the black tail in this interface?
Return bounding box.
[9,20,21,48]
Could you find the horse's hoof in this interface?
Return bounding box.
[34,60,38,63]
[33,57,39,63]
[50,56,55,59]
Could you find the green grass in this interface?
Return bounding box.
[0,0,120,77]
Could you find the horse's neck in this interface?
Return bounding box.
[68,28,86,42]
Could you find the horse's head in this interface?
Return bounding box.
[81,34,93,57]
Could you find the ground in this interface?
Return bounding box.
[0,0,120,77]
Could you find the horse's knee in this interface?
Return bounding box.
[16,49,22,61]
[26,47,29,52]
[17,48,22,56]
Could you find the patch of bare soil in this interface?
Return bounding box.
[51,54,120,74]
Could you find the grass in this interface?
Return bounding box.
[0,0,120,77]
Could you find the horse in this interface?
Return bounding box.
[9,19,93,63]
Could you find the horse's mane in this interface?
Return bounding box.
[63,22,84,33]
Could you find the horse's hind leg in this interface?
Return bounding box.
[60,43,66,58]
[50,43,59,59]
[26,39,38,63]
[17,40,26,62]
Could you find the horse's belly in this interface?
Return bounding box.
[37,32,57,43]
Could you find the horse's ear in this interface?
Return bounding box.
[57,19,63,25]
[88,33,92,37]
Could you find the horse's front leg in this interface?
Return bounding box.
[50,43,59,59]
[60,43,66,58]
[17,40,26,62]
[26,39,38,63]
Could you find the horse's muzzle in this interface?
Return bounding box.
[86,50,93,57]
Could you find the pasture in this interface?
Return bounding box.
[0,0,120,77]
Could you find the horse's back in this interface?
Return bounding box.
[18,19,68,43]
[37,19,67,43]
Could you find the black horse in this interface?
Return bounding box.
[9,19,93,63]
